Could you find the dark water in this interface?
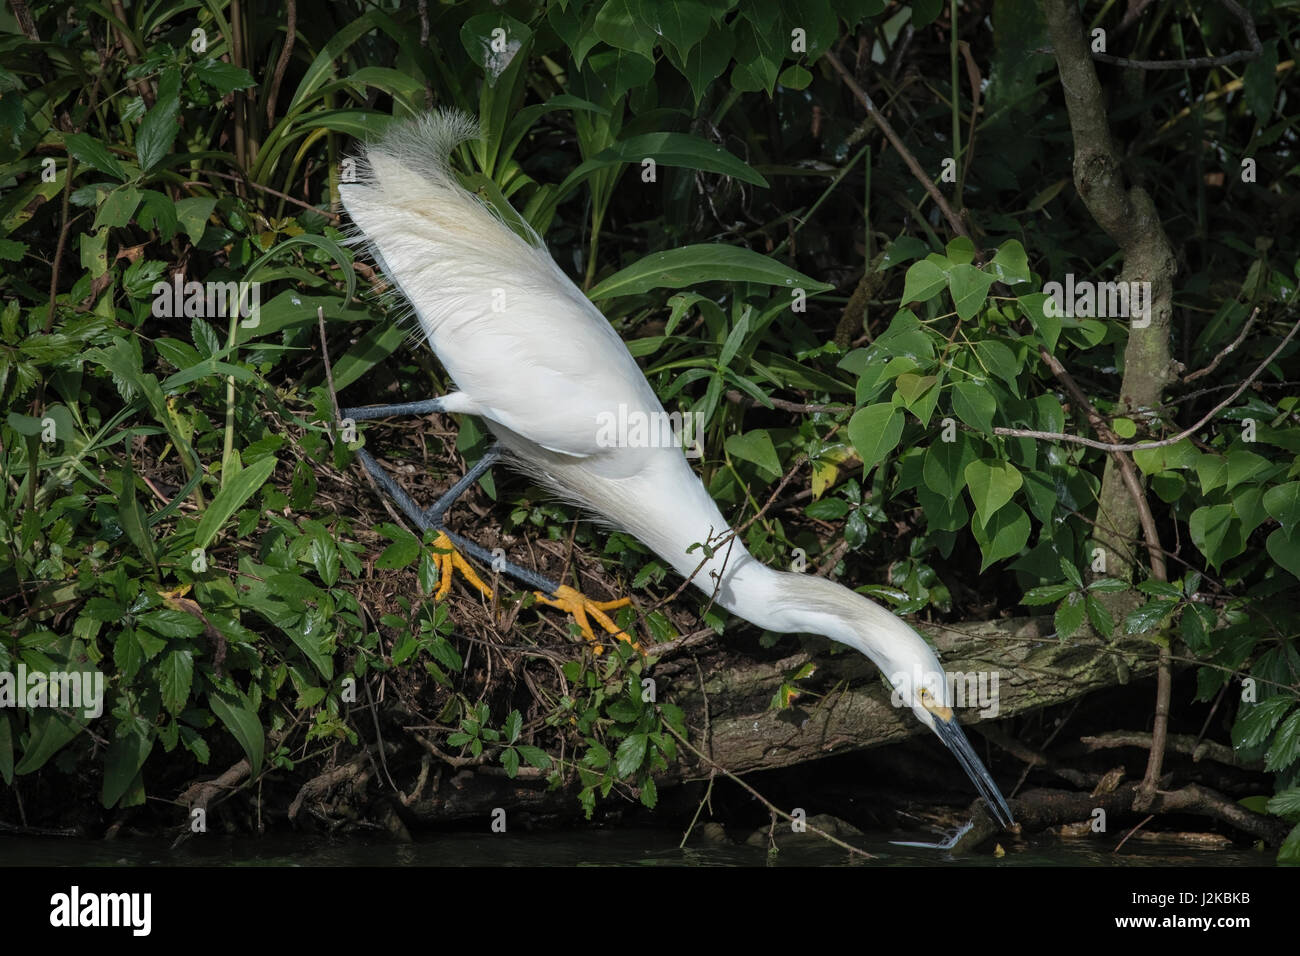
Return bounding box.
[0,829,1275,867]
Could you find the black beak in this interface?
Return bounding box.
[933,715,1015,828]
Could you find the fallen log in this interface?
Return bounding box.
[402,614,1159,824]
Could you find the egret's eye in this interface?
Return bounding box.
[918,687,933,706]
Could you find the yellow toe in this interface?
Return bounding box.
[534,584,640,654]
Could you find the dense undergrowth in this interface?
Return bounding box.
[1,0,1299,856]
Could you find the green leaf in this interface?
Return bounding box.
[119,461,158,576]
[901,259,947,304]
[1132,438,1197,475]
[1054,591,1085,638]
[194,457,276,551]
[1266,788,1300,821]
[614,732,648,777]
[964,459,1023,526]
[718,306,750,367]
[101,727,154,808]
[1264,482,1300,536]
[948,264,996,320]
[377,527,422,570]
[725,430,781,480]
[1124,599,1177,635]
[1022,583,1076,606]
[951,381,995,433]
[64,132,128,181]
[806,498,851,521]
[1233,696,1294,751]
[501,746,521,778]
[136,75,180,173]
[1087,577,1130,593]
[516,745,551,770]
[778,64,813,89]
[989,239,1030,284]
[1265,710,1300,772]
[1084,593,1115,637]
[971,502,1030,570]
[847,403,904,476]
[1189,504,1240,568]
[174,197,216,245]
[922,433,976,497]
[14,711,80,775]
[194,58,255,95]
[587,245,831,299]
[1267,528,1300,579]
[210,692,265,776]
[504,709,522,745]
[94,185,142,229]
[1281,823,1300,865]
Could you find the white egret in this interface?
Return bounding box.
[337,111,1014,828]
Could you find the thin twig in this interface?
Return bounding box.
[993,312,1300,451]
[1092,0,1261,71]
[823,50,969,239]
[1183,307,1259,383]
[658,711,874,859]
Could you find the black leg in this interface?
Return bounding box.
[349,435,559,596]
[341,398,448,421]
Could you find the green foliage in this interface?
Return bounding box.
[2,0,1298,855]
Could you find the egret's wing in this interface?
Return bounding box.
[340,127,661,459]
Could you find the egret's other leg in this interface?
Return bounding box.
[343,401,638,652]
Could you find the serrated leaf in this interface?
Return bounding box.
[1054,592,1085,638]
[1265,710,1300,772]
[1233,696,1294,751]
[1124,599,1177,634]
[1022,583,1075,606]
[159,649,193,715]
[614,733,648,777]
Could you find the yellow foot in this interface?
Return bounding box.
[533,585,639,655]
[430,531,492,600]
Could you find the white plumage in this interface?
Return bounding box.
[339,111,1013,826]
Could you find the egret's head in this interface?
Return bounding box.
[753,568,1016,828]
[889,652,1015,830]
